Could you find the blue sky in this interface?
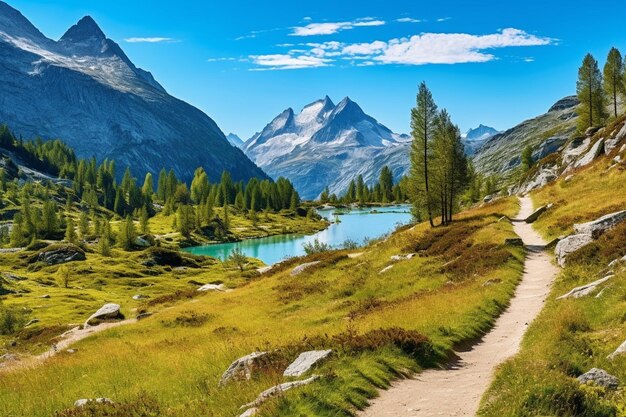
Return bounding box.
[8,0,626,139]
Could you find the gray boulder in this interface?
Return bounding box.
[219,351,268,386]
[74,398,114,407]
[36,245,86,265]
[604,123,626,155]
[390,253,415,261]
[284,350,332,377]
[85,303,122,326]
[574,138,605,168]
[239,408,258,417]
[562,138,591,167]
[608,340,626,360]
[242,375,320,409]
[577,368,619,389]
[555,210,626,266]
[556,275,613,299]
[525,204,552,223]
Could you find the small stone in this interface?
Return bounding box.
[557,275,613,300]
[74,398,114,408]
[379,265,393,274]
[239,408,258,417]
[25,318,40,327]
[505,238,524,246]
[85,303,122,326]
[241,375,320,409]
[197,283,225,292]
[40,294,50,299]
[577,368,619,389]
[608,339,626,360]
[219,352,268,386]
[136,312,152,320]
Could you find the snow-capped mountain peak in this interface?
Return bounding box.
[243,96,411,199]
[463,124,499,141]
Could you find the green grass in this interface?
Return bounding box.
[0,197,526,417]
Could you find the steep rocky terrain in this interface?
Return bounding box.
[0,2,266,183]
[243,96,411,199]
[472,96,579,176]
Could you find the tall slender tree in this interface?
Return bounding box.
[577,53,607,131]
[409,82,438,226]
[603,47,624,119]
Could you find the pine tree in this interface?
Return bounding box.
[409,82,438,226]
[41,200,59,238]
[157,169,167,201]
[521,145,534,172]
[379,166,394,203]
[117,216,136,250]
[140,206,150,234]
[142,173,154,199]
[223,202,230,230]
[65,217,76,243]
[176,205,195,238]
[78,211,90,238]
[577,53,607,131]
[603,47,625,119]
[9,213,26,247]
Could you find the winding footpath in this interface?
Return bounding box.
[359,196,558,417]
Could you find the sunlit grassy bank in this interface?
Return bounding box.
[0,198,524,417]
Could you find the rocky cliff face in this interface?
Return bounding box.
[472,96,579,177]
[0,2,266,183]
[243,96,411,199]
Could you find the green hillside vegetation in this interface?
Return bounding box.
[0,196,525,417]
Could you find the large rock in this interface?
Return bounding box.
[562,138,591,167]
[556,275,613,299]
[283,350,332,377]
[608,340,626,360]
[555,210,626,266]
[85,303,122,326]
[577,368,619,389]
[574,210,626,238]
[35,244,86,265]
[219,351,268,386]
[605,123,626,155]
[241,375,320,409]
[574,138,605,168]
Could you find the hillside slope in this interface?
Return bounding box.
[0,2,266,183]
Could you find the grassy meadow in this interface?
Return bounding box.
[0,197,524,417]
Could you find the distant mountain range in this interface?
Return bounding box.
[242,96,412,199]
[0,1,266,183]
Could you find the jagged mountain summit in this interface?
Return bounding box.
[243,96,411,199]
[226,133,244,148]
[0,2,267,183]
[462,124,500,156]
[464,124,499,141]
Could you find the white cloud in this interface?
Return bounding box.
[291,18,385,36]
[374,29,553,65]
[253,28,554,70]
[437,17,452,22]
[124,37,177,43]
[250,54,331,70]
[397,17,422,23]
[207,57,237,62]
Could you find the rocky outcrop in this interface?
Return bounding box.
[241,375,320,409]
[511,165,558,195]
[604,123,626,155]
[291,261,320,276]
[34,244,86,265]
[219,352,268,386]
[574,138,605,168]
[577,368,619,389]
[608,340,626,360]
[283,350,332,377]
[379,265,393,274]
[562,138,591,168]
[555,210,626,266]
[556,275,613,299]
[85,303,122,326]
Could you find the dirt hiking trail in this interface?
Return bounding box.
[359,196,558,417]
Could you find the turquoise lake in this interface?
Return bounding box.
[182,205,413,265]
